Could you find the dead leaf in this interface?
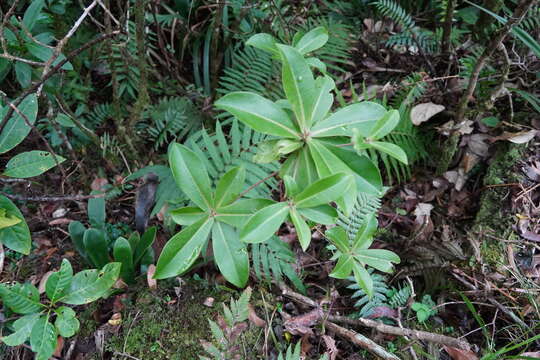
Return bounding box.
[108,313,122,326]
[322,335,338,360]
[494,130,537,144]
[52,208,67,218]
[283,308,323,335]
[411,103,445,125]
[91,178,109,191]
[248,304,266,327]
[520,352,540,359]
[53,336,64,357]
[147,264,157,290]
[444,169,467,191]
[444,345,479,360]
[203,297,215,307]
[48,218,73,226]
[38,271,54,294]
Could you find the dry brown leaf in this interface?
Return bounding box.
[248,304,266,327]
[53,336,64,357]
[48,218,73,226]
[203,297,215,307]
[411,103,445,125]
[322,335,338,360]
[38,271,54,294]
[283,308,323,335]
[91,178,108,191]
[444,345,479,360]
[494,130,537,144]
[147,264,157,290]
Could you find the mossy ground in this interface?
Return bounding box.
[80,279,263,359]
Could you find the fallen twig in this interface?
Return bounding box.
[1,192,104,202]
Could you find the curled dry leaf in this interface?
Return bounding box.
[248,304,266,327]
[49,218,73,226]
[284,308,324,335]
[147,264,157,290]
[38,271,54,294]
[494,130,537,144]
[203,297,215,307]
[322,335,338,360]
[444,346,479,360]
[411,103,445,126]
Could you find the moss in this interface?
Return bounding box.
[472,142,525,268]
[100,280,262,359]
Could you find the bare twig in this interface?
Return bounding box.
[0,192,104,202]
[441,0,456,54]
[236,171,279,200]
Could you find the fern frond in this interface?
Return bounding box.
[387,285,411,308]
[373,0,415,30]
[252,236,305,293]
[347,271,388,317]
[337,192,381,242]
[84,103,113,129]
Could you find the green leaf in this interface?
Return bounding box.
[310,76,335,126]
[154,217,214,279]
[280,146,318,189]
[216,199,275,228]
[240,202,289,244]
[1,313,40,346]
[283,175,300,198]
[325,226,349,253]
[481,116,500,127]
[15,62,32,88]
[310,102,386,137]
[22,0,45,31]
[294,26,329,55]
[83,229,109,269]
[113,237,135,284]
[0,195,31,254]
[215,92,300,138]
[246,33,279,56]
[0,283,44,314]
[26,42,73,70]
[214,166,245,208]
[0,94,38,154]
[368,109,400,140]
[170,206,206,226]
[330,254,355,279]
[0,208,21,229]
[294,173,353,208]
[355,249,400,273]
[169,143,213,210]
[3,151,66,178]
[297,205,337,225]
[367,141,408,164]
[87,195,105,228]
[212,222,249,287]
[30,315,57,360]
[68,221,87,260]
[352,216,378,250]
[54,306,79,337]
[45,259,73,303]
[59,262,121,305]
[133,226,156,265]
[289,207,311,251]
[276,44,316,131]
[352,264,373,299]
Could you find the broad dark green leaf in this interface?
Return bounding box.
[214,166,245,208]
[54,307,80,337]
[154,217,214,279]
[87,195,105,229]
[45,259,73,303]
[298,205,337,225]
[169,143,213,210]
[0,94,38,154]
[240,202,289,244]
[353,264,373,298]
[294,173,353,208]
[280,146,318,189]
[59,262,121,305]
[113,237,135,283]
[212,222,249,287]
[310,102,386,138]
[1,313,40,346]
[0,283,43,315]
[26,42,73,70]
[276,44,316,131]
[22,0,45,31]
[215,92,300,138]
[216,199,275,228]
[170,206,206,226]
[15,62,32,88]
[310,75,335,126]
[133,226,156,265]
[0,195,31,254]
[294,26,329,55]
[3,151,66,178]
[68,221,87,260]
[246,33,279,56]
[83,229,109,269]
[289,207,311,251]
[30,315,57,360]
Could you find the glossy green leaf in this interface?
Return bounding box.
[154,217,214,279]
[310,102,386,138]
[352,216,378,250]
[30,315,57,360]
[87,195,105,229]
[310,76,335,126]
[83,228,109,269]
[22,0,45,31]
[214,166,245,208]
[324,226,349,254]
[294,173,353,208]
[298,205,337,225]
[280,146,318,189]
[59,262,121,305]
[305,57,327,73]
[216,199,275,228]
[289,207,311,251]
[283,175,300,198]
[113,237,135,283]
[0,195,31,254]
[368,141,408,164]
[54,307,79,337]
[26,42,73,70]
[353,264,373,298]
[215,92,300,138]
[330,254,354,279]
[133,226,156,265]
[170,206,206,226]
[169,143,213,210]
[246,33,279,56]
[0,94,38,154]
[355,249,400,273]
[0,283,43,314]
[1,313,40,346]
[3,151,66,178]
[276,44,316,130]
[368,109,400,139]
[240,202,289,243]
[68,221,87,260]
[294,26,329,54]
[45,259,73,303]
[15,61,32,88]
[212,222,249,287]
